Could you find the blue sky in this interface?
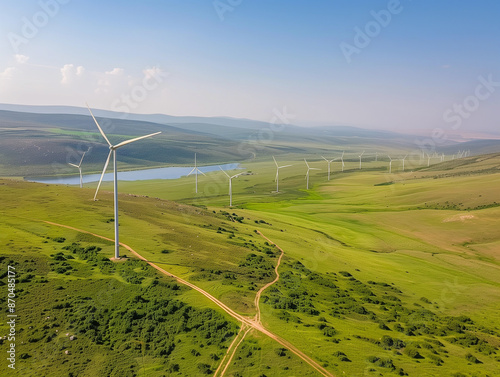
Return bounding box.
[0,0,499,134]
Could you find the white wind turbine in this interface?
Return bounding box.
[358,151,365,169]
[187,153,206,194]
[273,156,292,193]
[388,155,393,173]
[68,150,87,188]
[219,167,244,206]
[321,156,335,181]
[426,153,431,167]
[88,104,161,259]
[340,151,345,172]
[401,154,408,171]
[304,159,320,190]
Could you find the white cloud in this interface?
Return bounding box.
[60,64,85,84]
[0,67,17,79]
[15,54,30,64]
[143,66,166,80]
[105,67,124,76]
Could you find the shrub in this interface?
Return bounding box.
[197,363,212,374]
[465,353,481,364]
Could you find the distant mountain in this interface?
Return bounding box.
[0,103,412,138]
[2,104,498,178]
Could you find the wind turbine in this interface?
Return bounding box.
[321,156,335,181]
[401,154,408,171]
[87,103,161,259]
[388,155,393,173]
[426,153,431,167]
[187,153,206,194]
[68,150,87,188]
[273,156,292,192]
[304,159,320,190]
[340,151,345,172]
[219,167,244,206]
[358,151,365,169]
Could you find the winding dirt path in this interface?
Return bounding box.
[216,231,285,376]
[254,230,284,324]
[42,220,335,377]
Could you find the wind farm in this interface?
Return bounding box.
[1,2,499,377]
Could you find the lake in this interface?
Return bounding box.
[28,163,242,185]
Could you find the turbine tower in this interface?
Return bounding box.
[304,159,320,190]
[219,166,244,206]
[68,150,87,188]
[187,153,206,194]
[321,156,335,181]
[88,103,161,259]
[388,155,393,173]
[340,151,345,172]
[359,151,365,169]
[273,156,292,193]
[401,154,408,171]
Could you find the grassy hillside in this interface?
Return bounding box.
[1,151,500,376]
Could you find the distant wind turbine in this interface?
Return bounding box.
[68,150,87,188]
[359,151,365,169]
[273,156,292,193]
[426,153,431,167]
[321,156,335,181]
[388,155,393,173]
[304,159,320,190]
[401,154,408,171]
[340,151,345,172]
[88,103,161,259]
[220,166,244,206]
[187,153,206,194]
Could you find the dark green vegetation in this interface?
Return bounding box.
[0,236,238,376]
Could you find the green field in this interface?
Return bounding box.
[1,152,499,376]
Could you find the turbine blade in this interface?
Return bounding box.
[197,168,206,176]
[231,172,244,179]
[219,166,230,177]
[94,150,112,201]
[79,152,86,167]
[114,131,162,149]
[86,103,112,146]
[273,156,278,167]
[304,158,310,168]
[68,163,79,168]
[187,167,196,176]
[280,164,292,168]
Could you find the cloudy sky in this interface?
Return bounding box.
[0,0,499,134]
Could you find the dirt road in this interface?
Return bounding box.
[43,220,335,377]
